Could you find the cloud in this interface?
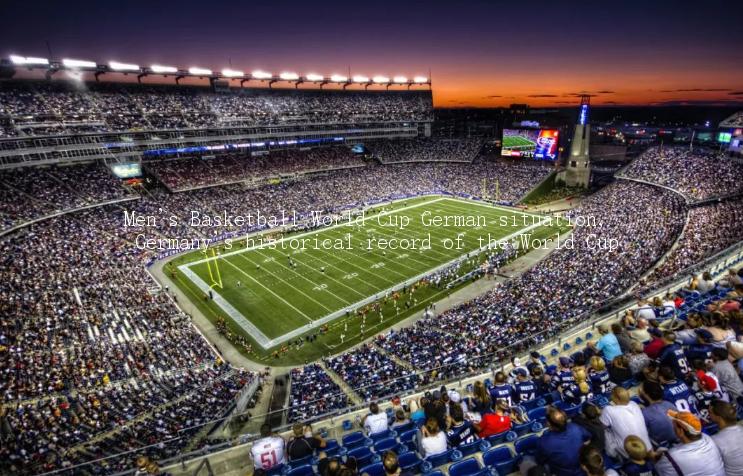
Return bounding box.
[596,90,616,94]
[527,94,559,98]
[729,91,743,96]
[659,88,732,92]
[649,99,743,106]
[483,95,502,98]
[601,101,619,104]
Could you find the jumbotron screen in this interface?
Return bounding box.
[110,163,142,178]
[501,128,560,160]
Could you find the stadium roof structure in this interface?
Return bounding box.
[1,55,431,90]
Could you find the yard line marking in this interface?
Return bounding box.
[250,247,365,302]
[189,197,446,266]
[218,257,315,323]
[229,253,338,313]
[177,196,557,350]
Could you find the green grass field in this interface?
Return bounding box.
[503,135,536,151]
[169,196,566,364]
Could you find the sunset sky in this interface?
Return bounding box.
[2,0,742,108]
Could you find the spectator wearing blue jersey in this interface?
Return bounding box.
[638,381,678,446]
[489,372,513,407]
[445,403,478,447]
[658,367,698,415]
[685,329,714,363]
[535,407,592,476]
[589,324,623,362]
[658,331,692,381]
[588,356,612,395]
[621,435,656,476]
[552,357,576,391]
[512,369,539,403]
[527,351,545,375]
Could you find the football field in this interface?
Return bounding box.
[172,196,562,362]
[503,135,536,150]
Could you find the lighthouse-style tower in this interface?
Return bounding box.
[564,95,591,187]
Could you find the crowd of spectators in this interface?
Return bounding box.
[350,182,685,387]
[0,162,133,232]
[0,80,433,137]
[370,138,483,163]
[288,364,348,423]
[642,197,743,288]
[260,272,743,474]
[146,147,366,191]
[325,344,419,401]
[619,146,743,201]
[2,132,743,475]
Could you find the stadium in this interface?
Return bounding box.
[2,3,743,476]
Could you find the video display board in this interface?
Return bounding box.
[501,128,560,160]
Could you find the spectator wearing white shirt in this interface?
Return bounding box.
[709,400,743,476]
[654,410,725,476]
[362,402,389,436]
[635,300,656,322]
[251,424,287,471]
[599,387,652,459]
[419,417,448,457]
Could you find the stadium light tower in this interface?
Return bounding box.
[562,95,592,187]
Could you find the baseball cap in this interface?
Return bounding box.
[695,371,717,391]
[667,410,701,435]
[432,390,441,400]
[530,351,541,359]
[448,390,461,403]
[512,357,522,367]
[559,357,572,367]
[694,328,713,341]
[515,368,528,377]
[648,328,662,337]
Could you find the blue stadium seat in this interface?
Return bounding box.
[562,343,571,351]
[550,348,559,357]
[520,398,545,411]
[514,435,540,457]
[511,421,533,436]
[482,447,520,476]
[527,406,547,424]
[564,403,583,418]
[324,439,342,458]
[421,449,462,471]
[448,457,486,476]
[370,429,396,442]
[398,428,418,452]
[287,465,315,476]
[485,431,510,446]
[288,455,313,469]
[342,420,354,431]
[373,437,398,454]
[343,431,370,449]
[347,446,378,467]
[393,422,415,434]
[359,462,385,476]
[458,439,489,457]
[398,451,423,473]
